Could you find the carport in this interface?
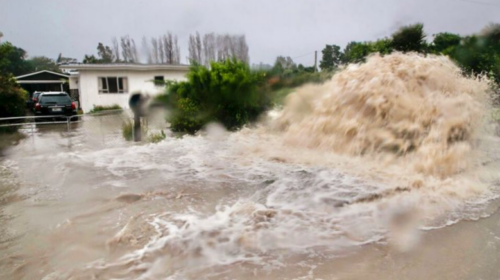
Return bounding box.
[15,70,70,97]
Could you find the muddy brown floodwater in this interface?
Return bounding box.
[2,54,500,280]
[0,113,498,280]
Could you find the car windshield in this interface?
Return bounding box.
[39,94,71,104]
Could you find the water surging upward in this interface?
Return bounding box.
[5,54,499,280]
[74,53,497,279]
[275,53,492,178]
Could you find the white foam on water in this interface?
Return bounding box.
[4,53,500,280]
[68,131,499,279]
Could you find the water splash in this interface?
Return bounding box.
[4,53,500,280]
[275,53,492,178]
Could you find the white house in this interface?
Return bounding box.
[60,64,190,112]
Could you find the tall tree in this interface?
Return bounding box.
[481,23,500,41]
[188,32,203,64]
[234,35,249,64]
[371,38,393,54]
[97,43,115,63]
[271,56,296,76]
[120,36,138,63]
[391,23,427,53]
[0,42,32,75]
[430,33,461,54]
[189,32,249,66]
[203,33,217,66]
[159,32,181,64]
[319,44,343,71]
[142,37,152,63]
[342,42,364,64]
[158,38,164,64]
[82,54,99,64]
[274,56,295,70]
[151,37,159,64]
[27,56,60,72]
[112,37,121,62]
[56,53,77,64]
[82,43,117,64]
[451,33,500,84]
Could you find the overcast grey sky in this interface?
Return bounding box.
[0,0,498,65]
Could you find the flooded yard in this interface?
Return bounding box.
[1,109,500,280]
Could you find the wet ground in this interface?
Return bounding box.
[1,113,500,280]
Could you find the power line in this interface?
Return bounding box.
[292,51,316,60]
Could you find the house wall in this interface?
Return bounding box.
[77,69,188,112]
[69,76,78,89]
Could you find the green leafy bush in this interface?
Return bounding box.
[0,74,27,132]
[89,104,122,114]
[0,74,26,118]
[430,33,461,54]
[168,97,205,133]
[166,59,271,133]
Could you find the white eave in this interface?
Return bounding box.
[15,70,70,79]
[59,63,190,72]
[17,80,66,84]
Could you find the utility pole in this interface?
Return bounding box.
[314,50,317,72]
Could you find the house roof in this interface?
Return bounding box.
[59,63,190,72]
[16,70,70,80]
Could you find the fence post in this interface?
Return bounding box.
[133,110,141,142]
[31,122,35,147]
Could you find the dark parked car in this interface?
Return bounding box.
[34,92,77,120]
[26,91,43,109]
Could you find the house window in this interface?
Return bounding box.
[98,77,128,93]
[154,76,164,86]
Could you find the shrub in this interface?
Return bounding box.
[148,130,166,143]
[270,87,295,106]
[0,74,27,132]
[122,120,133,141]
[168,97,205,133]
[122,119,148,141]
[122,119,167,143]
[152,93,170,106]
[166,59,271,133]
[89,104,122,114]
[0,74,27,118]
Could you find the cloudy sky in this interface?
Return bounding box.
[1,0,498,65]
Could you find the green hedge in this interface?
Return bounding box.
[88,104,122,114]
[165,59,271,134]
[0,74,27,132]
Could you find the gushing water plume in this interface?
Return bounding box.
[6,54,500,280]
[275,53,492,178]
